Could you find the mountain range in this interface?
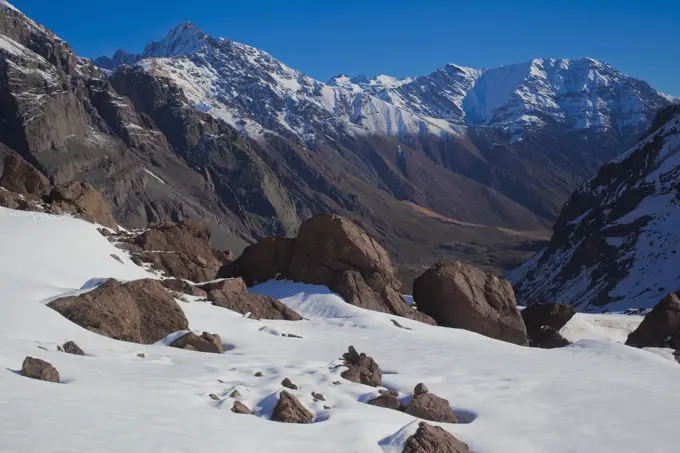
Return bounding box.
[0,1,676,287]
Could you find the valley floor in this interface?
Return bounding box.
[0,207,678,453]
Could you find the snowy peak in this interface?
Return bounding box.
[143,22,210,58]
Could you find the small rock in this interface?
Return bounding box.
[341,346,382,387]
[110,254,123,264]
[391,319,412,330]
[62,341,85,356]
[170,331,224,353]
[323,405,331,410]
[232,401,252,414]
[271,390,313,424]
[20,357,60,383]
[311,392,325,401]
[333,381,342,385]
[403,422,471,453]
[254,371,264,377]
[56,345,64,352]
[209,393,220,401]
[282,377,298,390]
[414,383,429,395]
[286,333,303,338]
[230,390,242,397]
[37,345,48,351]
[137,353,146,358]
[404,391,457,423]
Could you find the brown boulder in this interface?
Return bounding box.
[522,302,576,344]
[404,385,457,423]
[368,394,401,410]
[208,283,301,321]
[48,181,118,229]
[413,261,528,345]
[170,331,224,353]
[48,279,188,344]
[340,346,382,387]
[232,401,252,414]
[0,153,49,196]
[626,292,680,348]
[131,220,221,282]
[271,390,313,424]
[20,357,60,383]
[403,422,471,453]
[281,377,298,390]
[61,341,85,355]
[218,214,435,324]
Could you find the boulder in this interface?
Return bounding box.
[61,341,85,355]
[20,357,60,383]
[130,220,222,282]
[368,394,401,410]
[413,261,528,345]
[414,383,429,395]
[0,153,49,196]
[232,401,252,414]
[311,392,325,402]
[48,279,188,344]
[522,302,576,337]
[208,282,301,321]
[48,181,118,229]
[341,346,382,387]
[626,292,680,348]
[532,326,571,349]
[271,390,313,424]
[218,214,435,324]
[403,422,471,453]
[170,332,224,353]
[404,386,457,423]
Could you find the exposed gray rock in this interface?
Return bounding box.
[20,357,60,383]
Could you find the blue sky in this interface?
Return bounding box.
[12,0,680,95]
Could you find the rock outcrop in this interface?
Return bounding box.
[403,422,471,453]
[340,346,382,387]
[48,181,119,230]
[521,302,576,347]
[0,153,48,196]
[626,292,680,348]
[413,261,528,345]
[48,279,188,344]
[20,357,60,383]
[219,214,434,324]
[169,331,224,353]
[271,390,313,424]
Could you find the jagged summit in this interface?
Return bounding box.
[142,21,210,58]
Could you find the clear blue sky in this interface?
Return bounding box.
[12,0,680,95]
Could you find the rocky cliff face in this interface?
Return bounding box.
[509,105,680,311]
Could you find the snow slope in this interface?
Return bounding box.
[1,207,679,453]
[509,107,680,311]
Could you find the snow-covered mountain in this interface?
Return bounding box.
[509,105,680,311]
[96,23,675,149]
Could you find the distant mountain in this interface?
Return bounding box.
[509,105,680,311]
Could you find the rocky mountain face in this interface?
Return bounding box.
[509,105,680,311]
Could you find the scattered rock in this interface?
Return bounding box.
[218,214,435,324]
[110,253,123,264]
[209,393,220,401]
[281,377,298,390]
[137,353,146,358]
[170,331,224,353]
[232,401,252,414]
[61,341,85,356]
[311,392,325,401]
[413,261,528,345]
[391,319,412,330]
[254,371,264,377]
[56,345,63,352]
[48,181,118,230]
[207,278,302,321]
[532,326,572,349]
[626,292,680,348]
[404,385,457,423]
[48,279,188,344]
[414,383,429,395]
[323,405,331,410]
[340,346,382,387]
[333,381,341,385]
[368,394,401,410]
[230,390,242,397]
[20,357,60,383]
[271,390,313,424]
[522,302,576,346]
[286,333,303,338]
[403,422,471,453]
[0,153,49,196]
